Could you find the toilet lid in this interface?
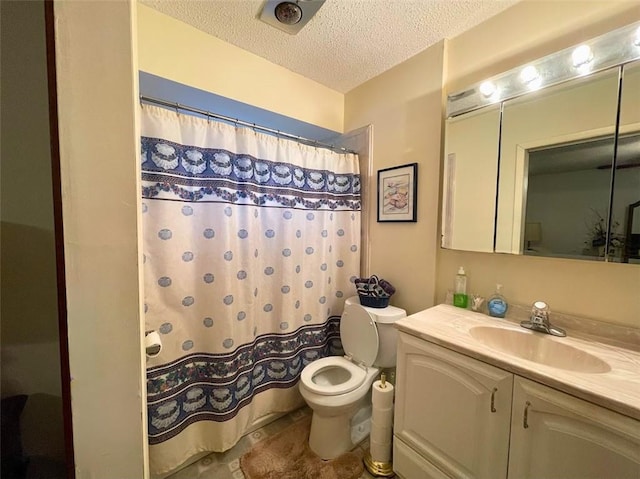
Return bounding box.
[340,303,379,367]
[301,356,367,396]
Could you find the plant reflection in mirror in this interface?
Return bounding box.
[583,208,624,257]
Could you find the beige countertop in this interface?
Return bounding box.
[395,304,640,421]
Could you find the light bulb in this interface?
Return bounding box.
[479,81,497,98]
[519,65,541,89]
[571,45,593,68]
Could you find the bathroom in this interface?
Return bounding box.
[2,0,638,478]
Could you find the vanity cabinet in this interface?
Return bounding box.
[393,331,640,479]
[508,377,640,479]
[393,332,513,479]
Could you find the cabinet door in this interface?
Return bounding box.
[394,437,452,479]
[509,377,640,479]
[394,332,513,479]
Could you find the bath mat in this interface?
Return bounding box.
[240,416,364,479]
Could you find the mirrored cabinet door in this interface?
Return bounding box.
[495,68,620,259]
[612,60,640,264]
[442,105,500,252]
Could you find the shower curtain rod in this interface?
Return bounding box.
[140,95,357,155]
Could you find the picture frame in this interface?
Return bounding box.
[377,163,418,222]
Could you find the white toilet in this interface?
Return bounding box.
[299,296,406,459]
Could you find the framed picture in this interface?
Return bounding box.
[377,163,418,222]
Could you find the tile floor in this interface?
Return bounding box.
[167,406,388,479]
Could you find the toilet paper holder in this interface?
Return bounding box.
[145,330,162,358]
[364,371,395,477]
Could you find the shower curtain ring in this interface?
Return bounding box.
[206,111,211,123]
[174,103,180,115]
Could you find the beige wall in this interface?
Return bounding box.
[345,43,446,315]
[0,0,61,397]
[137,4,343,133]
[54,1,148,477]
[439,1,640,327]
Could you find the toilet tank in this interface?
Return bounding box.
[344,296,406,368]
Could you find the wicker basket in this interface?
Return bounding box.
[358,294,390,308]
[354,275,395,308]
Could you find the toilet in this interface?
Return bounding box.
[299,296,406,459]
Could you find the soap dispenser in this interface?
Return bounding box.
[453,267,468,309]
[487,284,508,318]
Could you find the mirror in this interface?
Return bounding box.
[442,21,640,264]
[442,105,500,252]
[496,68,620,259]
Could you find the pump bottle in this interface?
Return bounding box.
[453,267,468,308]
[487,283,508,318]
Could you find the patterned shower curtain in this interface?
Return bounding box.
[140,105,361,476]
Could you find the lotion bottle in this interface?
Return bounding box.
[487,283,508,318]
[453,267,468,308]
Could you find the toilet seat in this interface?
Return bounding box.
[340,303,379,367]
[300,357,367,396]
[301,302,381,397]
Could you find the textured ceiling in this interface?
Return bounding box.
[141,0,519,93]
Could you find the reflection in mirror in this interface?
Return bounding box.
[495,68,620,260]
[612,60,640,264]
[442,106,500,252]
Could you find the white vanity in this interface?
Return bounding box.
[392,304,640,479]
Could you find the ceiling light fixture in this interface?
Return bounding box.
[274,2,303,25]
[259,0,326,35]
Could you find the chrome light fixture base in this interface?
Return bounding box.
[447,21,640,118]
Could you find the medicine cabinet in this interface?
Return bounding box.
[442,21,640,264]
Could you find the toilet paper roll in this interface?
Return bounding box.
[370,438,392,463]
[371,406,394,426]
[145,331,162,358]
[370,421,393,444]
[372,380,394,409]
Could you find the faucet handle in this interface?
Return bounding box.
[522,301,566,337]
[531,301,550,326]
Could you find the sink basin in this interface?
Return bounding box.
[469,326,611,373]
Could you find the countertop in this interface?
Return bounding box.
[395,304,640,421]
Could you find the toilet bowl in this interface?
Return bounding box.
[299,296,406,459]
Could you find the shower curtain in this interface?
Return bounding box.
[140,105,361,476]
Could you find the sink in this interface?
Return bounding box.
[469,326,611,373]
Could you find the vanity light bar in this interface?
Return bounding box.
[446,21,640,118]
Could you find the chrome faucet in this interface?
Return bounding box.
[520,301,566,337]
